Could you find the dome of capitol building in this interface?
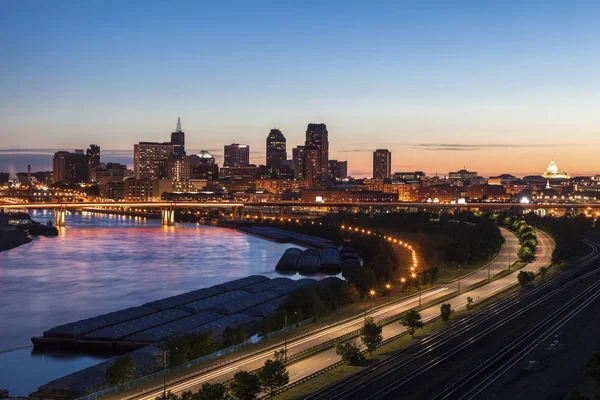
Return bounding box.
[542,159,570,179]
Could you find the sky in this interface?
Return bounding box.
[1,0,599,177]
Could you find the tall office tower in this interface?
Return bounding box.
[52,150,90,184]
[373,149,392,179]
[305,123,329,177]
[134,142,175,180]
[224,143,250,167]
[303,146,320,184]
[266,128,287,174]
[292,146,305,179]
[171,117,185,157]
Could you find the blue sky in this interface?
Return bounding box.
[1,0,599,176]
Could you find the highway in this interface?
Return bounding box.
[308,236,599,400]
[127,228,554,399]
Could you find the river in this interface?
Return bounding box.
[0,210,312,396]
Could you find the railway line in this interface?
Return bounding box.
[307,236,600,400]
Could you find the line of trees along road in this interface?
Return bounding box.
[155,350,289,400]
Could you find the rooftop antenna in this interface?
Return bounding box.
[176,117,182,132]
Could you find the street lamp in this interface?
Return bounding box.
[365,289,375,321]
[400,277,406,292]
[385,283,391,300]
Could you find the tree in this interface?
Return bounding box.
[517,270,535,287]
[335,340,365,365]
[196,382,230,400]
[360,316,383,355]
[399,309,424,337]
[229,371,261,400]
[105,354,136,385]
[222,325,247,348]
[440,303,453,321]
[338,282,360,305]
[466,296,474,310]
[518,246,535,262]
[585,352,600,386]
[258,352,290,400]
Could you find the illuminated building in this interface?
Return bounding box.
[134,142,174,180]
[255,179,310,194]
[292,146,305,179]
[266,129,287,175]
[305,123,329,178]
[303,146,320,184]
[224,143,250,167]
[373,149,391,179]
[328,160,348,179]
[542,160,571,179]
[52,150,90,184]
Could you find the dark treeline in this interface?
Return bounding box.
[257,211,504,278]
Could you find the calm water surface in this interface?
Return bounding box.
[0,210,311,395]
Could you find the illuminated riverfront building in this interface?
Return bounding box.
[134,142,174,180]
[255,178,310,194]
[52,150,90,184]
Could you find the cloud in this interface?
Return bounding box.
[337,149,374,153]
[414,143,566,151]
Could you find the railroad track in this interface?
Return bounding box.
[307,237,600,400]
[433,250,600,400]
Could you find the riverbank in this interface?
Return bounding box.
[0,227,31,252]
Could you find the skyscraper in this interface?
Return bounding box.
[373,149,391,179]
[266,128,287,174]
[134,142,174,180]
[171,117,185,157]
[303,146,320,184]
[292,146,305,179]
[224,143,250,167]
[305,123,329,178]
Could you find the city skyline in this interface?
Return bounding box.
[2,1,600,176]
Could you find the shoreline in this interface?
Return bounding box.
[0,228,32,252]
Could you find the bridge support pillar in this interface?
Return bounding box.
[161,207,175,226]
[231,206,245,220]
[54,206,67,227]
